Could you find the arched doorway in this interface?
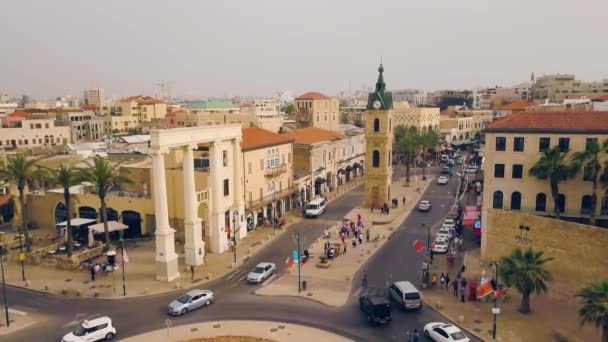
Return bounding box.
[266,204,273,221]
[246,212,254,231]
[257,211,264,226]
[106,208,118,222]
[79,206,97,220]
[284,196,291,212]
[55,202,68,224]
[346,165,353,181]
[276,200,283,218]
[121,210,142,239]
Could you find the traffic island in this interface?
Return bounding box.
[255,178,431,307]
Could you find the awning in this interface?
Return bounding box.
[345,165,353,171]
[337,169,345,174]
[88,221,128,234]
[315,177,326,184]
[451,140,478,147]
[56,218,97,227]
[353,163,361,169]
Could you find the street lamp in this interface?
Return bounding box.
[232,210,239,264]
[0,247,9,327]
[294,231,301,293]
[119,230,126,296]
[17,227,25,281]
[489,260,499,340]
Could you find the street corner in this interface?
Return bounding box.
[0,308,43,337]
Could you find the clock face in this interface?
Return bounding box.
[373,100,382,109]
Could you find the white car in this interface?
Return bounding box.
[465,166,478,174]
[247,262,276,284]
[437,176,449,185]
[424,322,470,342]
[62,316,116,342]
[440,155,449,163]
[436,227,451,241]
[432,239,449,254]
[417,200,432,212]
[167,289,215,316]
[442,218,455,230]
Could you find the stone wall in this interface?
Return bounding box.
[482,209,608,297]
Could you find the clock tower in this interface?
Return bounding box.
[364,64,394,208]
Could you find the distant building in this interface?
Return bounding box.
[393,101,440,133]
[83,88,105,106]
[393,89,427,106]
[0,115,71,149]
[291,92,340,132]
[494,82,533,103]
[533,74,608,102]
[472,87,498,110]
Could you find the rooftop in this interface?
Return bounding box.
[495,100,532,111]
[281,127,344,145]
[241,127,294,151]
[188,100,238,110]
[122,95,163,105]
[295,92,330,100]
[485,111,608,134]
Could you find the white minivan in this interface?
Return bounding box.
[305,198,327,218]
[389,281,422,310]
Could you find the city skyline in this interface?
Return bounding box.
[1,0,607,99]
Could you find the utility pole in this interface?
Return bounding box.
[1,247,9,327]
[17,229,25,281]
[232,210,239,263]
[490,261,499,339]
[119,231,126,296]
[295,231,301,293]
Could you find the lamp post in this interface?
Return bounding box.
[0,247,9,327]
[119,230,126,296]
[272,191,277,232]
[232,210,239,264]
[17,227,25,281]
[295,231,301,293]
[424,223,430,254]
[489,260,499,340]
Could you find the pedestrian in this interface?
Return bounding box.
[365,229,370,242]
[457,264,466,279]
[357,213,362,222]
[190,265,195,280]
[362,270,368,288]
[460,284,466,302]
[358,233,363,245]
[386,205,390,215]
[430,250,434,264]
[445,274,451,290]
[458,237,463,251]
[371,204,374,212]
[411,329,420,342]
[402,196,406,206]
[452,279,459,297]
[432,273,438,287]
[90,265,96,281]
[343,243,347,255]
[340,233,345,245]
[440,273,446,288]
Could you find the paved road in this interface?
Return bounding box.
[4,167,480,342]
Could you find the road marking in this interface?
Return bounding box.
[226,272,238,280]
[8,308,27,316]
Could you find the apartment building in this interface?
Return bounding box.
[100,95,167,122]
[393,101,440,133]
[533,74,608,102]
[292,92,340,132]
[83,88,105,105]
[0,116,71,149]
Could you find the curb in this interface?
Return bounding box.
[424,300,489,342]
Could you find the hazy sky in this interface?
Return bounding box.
[1,0,607,99]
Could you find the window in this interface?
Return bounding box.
[223,150,228,167]
[538,137,550,152]
[495,137,506,151]
[260,159,264,170]
[586,138,597,152]
[494,164,505,178]
[558,138,570,152]
[373,118,380,132]
[536,193,547,211]
[288,152,291,163]
[492,191,503,209]
[581,195,593,215]
[388,149,391,166]
[223,179,229,196]
[557,194,566,213]
[282,154,285,164]
[512,164,523,179]
[372,150,380,168]
[513,137,524,152]
[511,192,521,210]
[248,162,252,174]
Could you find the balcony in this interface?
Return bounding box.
[265,164,287,178]
[245,185,299,211]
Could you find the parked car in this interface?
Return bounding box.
[436,227,451,241]
[456,159,463,165]
[432,239,449,254]
[447,159,455,166]
[437,176,449,185]
[442,218,455,230]
[247,262,276,284]
[423,322,470,341]
[389,281,422,310]
[62,316,116,342]
[465,166,478,174]
[305,197,327,218]
[359,289,392,325]
[441,166,451,174]
[168,289,215,316]
[440,155,449,163]
[417,200,432,211]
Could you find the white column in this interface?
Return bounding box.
[208,141,227,253]
[233,138,246,239]
[152,149,180,282]
[183,145,205,266]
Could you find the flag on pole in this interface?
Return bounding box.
[495,287,508,297]
[286,256,294,267]
[122,248,129,264]
[412,240,425,253]
[477,279,494,299]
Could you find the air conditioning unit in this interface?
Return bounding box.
[0,187,7,195]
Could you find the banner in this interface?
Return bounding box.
[477,279,494,299]
[412,240,424,253]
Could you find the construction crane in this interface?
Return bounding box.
[156,81,175,104]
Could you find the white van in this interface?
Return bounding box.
[389,281,422,310]
[305,198,327,218]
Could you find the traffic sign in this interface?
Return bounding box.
[293,250,299,263]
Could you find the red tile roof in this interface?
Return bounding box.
[495,100,531,111]
[485,111,608,133]
[7,110,30,118]
[81,104,97,110]
[241,127,294,151]
[281,127,344,145]
[295,92,330,100]
[592,94,608,101]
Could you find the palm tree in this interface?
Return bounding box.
[529,146,579,219]
[574,139,608,225]
[577,280,608,342]
[0,154,46,251]
[395,126,420,183]
[47,164,83,257]
[81,157,132,252]
[419,130,440,180]
[499,247,554,314]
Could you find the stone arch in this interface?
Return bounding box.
[372,150,380,168]
[55,202,68,224]
[121,210,142,238]
[373,118,380,132]
[78,206,97,220]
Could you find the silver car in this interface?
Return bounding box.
[247,262,276,284]
[167,289,214,316]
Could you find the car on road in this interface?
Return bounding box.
[359,289,392,325]
[440,155,449,163]
[305,197,327,218]
[389,281,422,310]
[456,158,463,165]
[417,200,432,211]
[447,159,455,166]
[424,322,470,341]
[465,165,478,174]
[441,166,451,174]
[437,176,449,185]
[442,218,455,230]
[62,316,116,342]
[168,289,215,316]
[247,262,276,284]
[436,227,451,241]
[432,238,449,254]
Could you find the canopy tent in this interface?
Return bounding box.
[337,169,345,174]
[315,177,326,184]
[463,211,481,227]
[56,218,96,227]
[87,221,128,247]
[451,140,478,147]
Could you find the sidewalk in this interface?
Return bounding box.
[121,320,351,342]
[0,308,41,337]
[256,177,431,307]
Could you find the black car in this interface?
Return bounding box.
[359,289,392,326]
